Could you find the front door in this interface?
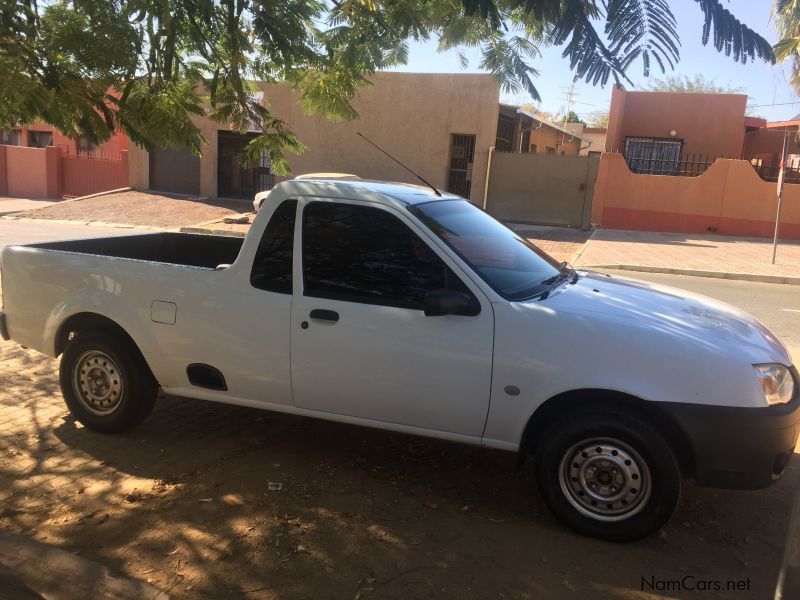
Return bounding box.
[290,199,494,438]
[447,133,476,198]
[217,131,275,199]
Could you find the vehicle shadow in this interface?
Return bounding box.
[12,392,787,599]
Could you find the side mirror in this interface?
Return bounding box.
[424,289,480,317]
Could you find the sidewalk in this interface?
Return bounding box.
[0,197,58,216]
[3,190,249,230]
[573,229,800,285]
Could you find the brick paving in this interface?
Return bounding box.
[7,191,250,229]
[509,224,592,264]
[575,229,800,281]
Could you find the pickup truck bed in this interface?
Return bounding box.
[28,233,244,269]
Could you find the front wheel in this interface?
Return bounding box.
[535,412,681,542]
[59,331,158,433]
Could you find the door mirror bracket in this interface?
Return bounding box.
[424,290,480,317]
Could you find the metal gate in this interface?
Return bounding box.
[447,134,476,198]
[485,153,600,228]
[218,131,276,199]
[149,147,200,195]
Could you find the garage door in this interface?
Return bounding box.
[149,147,200,195]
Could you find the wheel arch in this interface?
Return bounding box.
[54,312,139,357]
[54,313,159,387]
[519,389,696,479]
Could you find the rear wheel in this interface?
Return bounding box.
[535,412,681,542]
[59,331,157,433]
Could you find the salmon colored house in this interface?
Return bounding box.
[0,124,129,199]
[592,85,800,240]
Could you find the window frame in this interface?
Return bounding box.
[249,198,298,294]
[299,199,481,312]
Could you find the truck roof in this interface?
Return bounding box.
[275,177,464,207]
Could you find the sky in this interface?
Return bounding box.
[391,0,798,123]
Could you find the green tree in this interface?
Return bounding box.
[0,0,774,171]
[565,110,586,125]
[588,112,609,128]
[774,1,800,91]
[645,74,744,94]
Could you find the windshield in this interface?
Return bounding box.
[409,200,562,301]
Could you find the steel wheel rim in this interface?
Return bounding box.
[558,437,651,522]
[72,350,124,416]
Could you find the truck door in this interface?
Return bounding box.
[290,198,494,438]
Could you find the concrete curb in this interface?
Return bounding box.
[0,215,175,231]
[581,264,800,286]
[60,187,132,204]
[0,529,167,599]
[180,226,247,238]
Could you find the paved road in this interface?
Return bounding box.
[599,269,800,362]
[0,217,135,249]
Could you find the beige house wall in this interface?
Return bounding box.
[528,126,580,155]
[129,73,500,203]
[580,128,607,155]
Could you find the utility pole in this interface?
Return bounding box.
[559,81,577,149]
[562,81,576,126]
[772,129,789,264]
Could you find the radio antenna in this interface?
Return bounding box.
[357,132,442,196]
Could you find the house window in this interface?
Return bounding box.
[28,131,53,148]
[0,130,20,145]
[545,147,556,155]
[531,144,538,154]
[520,129,531,153]
[495,115,515,152]
[624,137,683,175]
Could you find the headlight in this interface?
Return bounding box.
[754,364,795,406]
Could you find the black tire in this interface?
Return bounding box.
[535,412,680,542]
[59,330,158,433]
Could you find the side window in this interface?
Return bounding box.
[302,202,474,310]
[250,200,297,293]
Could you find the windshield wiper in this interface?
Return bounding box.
[538,263,578,300]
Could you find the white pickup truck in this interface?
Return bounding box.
[1,177,797,541]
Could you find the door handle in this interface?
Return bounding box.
[310,309,339,323]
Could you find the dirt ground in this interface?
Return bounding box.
[8,191,249,229]
[0,338,797,599]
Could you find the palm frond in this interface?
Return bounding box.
[605,0,679,76]
[549,0,631,87]
[694,0,775,64]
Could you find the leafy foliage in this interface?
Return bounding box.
[774,0,800,92]
[565,110,585,125]
[588,112,609,128]
[645,74,744,94]
[0,0,775,169]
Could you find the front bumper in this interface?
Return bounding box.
[662,367,800,490]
